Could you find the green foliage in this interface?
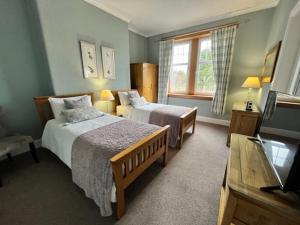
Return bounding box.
[196,62,214,93]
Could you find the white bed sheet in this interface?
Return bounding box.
[117,103,164,123]
[42,114,123,202]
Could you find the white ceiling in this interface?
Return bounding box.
[85,0,279,37]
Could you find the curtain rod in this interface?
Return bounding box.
[161,22,239,41]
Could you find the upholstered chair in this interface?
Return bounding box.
[0,107,39,187]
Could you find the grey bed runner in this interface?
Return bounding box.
[149,105,191,148]
[71,119,160,216]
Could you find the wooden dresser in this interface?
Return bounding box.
[227,103,261,146]
[130,63,158,103]
[218,134,300,225]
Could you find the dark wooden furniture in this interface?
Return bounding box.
[227,103,261,146]
[218,134,300,225]
[33,93,170,219]
[111,90,197,149]
[130,63,158,103]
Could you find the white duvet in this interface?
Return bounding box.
[42,114,123,202]
[117,103,164,123]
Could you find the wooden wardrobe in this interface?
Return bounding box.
[130,63,158,103]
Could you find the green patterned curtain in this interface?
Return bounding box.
[211,25,237,115]
[158,39,174,104]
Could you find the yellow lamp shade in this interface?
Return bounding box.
[241,76,261,89]
[100,89,114,101]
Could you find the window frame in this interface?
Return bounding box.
[168,33,214,100]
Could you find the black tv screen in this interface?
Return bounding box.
[258,90,300,192]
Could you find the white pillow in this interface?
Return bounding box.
[129,96,148,108]
[118,92,131,106]
[128,90,140,99]
[61,106,104,124]
[48,95,92,120]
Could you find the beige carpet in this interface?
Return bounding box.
[0,122,228,225]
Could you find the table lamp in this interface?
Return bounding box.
[100,89,115,113]
[241,76,261,110]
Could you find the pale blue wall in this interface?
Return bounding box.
[129,31,148,63]
[259,0,299,110]
[0,0,52,138]
[1,0,133,138]
[267,0,299,50]
[35,0,131,96]
[148,9,274,119]
[259,0,299,132]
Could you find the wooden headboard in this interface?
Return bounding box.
[33,92,95,128]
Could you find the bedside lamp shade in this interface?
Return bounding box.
[100,90,114,101]
[241,76,261,89]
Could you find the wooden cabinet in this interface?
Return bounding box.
[130,63,158,103]
[218,134,300,225]
[227,103,260,146]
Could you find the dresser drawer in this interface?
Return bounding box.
[235,199,296,225]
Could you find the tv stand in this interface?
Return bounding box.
[218,134,300,225]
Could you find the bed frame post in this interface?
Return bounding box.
[162,131,169,167]
[116,188,125,219]
[177,107,197,149]
[192,116,196,134]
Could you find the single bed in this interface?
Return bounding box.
[112,90,197,149]
[34,93,170,219]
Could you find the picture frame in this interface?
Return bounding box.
[262,41,282,83]
[80,41,98,79]
[101,46,116,79]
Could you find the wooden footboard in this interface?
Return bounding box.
[178,107,198,149]
[110,125,170,219]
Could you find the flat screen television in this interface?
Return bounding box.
[255,90,300,192]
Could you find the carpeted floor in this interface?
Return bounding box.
[0,122,228,225]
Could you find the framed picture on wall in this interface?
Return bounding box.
[262,41,282,83]
[101,46,116,79]
[80,41,98,79]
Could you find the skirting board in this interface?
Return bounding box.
[0,139,41,161]
[196,116,230,126]
[196,116,300,139]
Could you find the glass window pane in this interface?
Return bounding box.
[173,42,190,64]
[195,38,214,94]
[199,39,212,61]
[170,65,189,93]
[195,62,215,94]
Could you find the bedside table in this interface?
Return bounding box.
[227,103,261,146]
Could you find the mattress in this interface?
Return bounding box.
[41,114,123,202]
[117,103,165,123]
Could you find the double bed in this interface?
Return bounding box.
[112,90,197,149]
[34,93,170,219]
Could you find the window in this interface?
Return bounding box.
[169,41,191,93]
[169,35,214,97]
[195,38,215,94]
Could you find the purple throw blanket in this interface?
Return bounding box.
[149,105,192,147]
[71,119,160,216]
